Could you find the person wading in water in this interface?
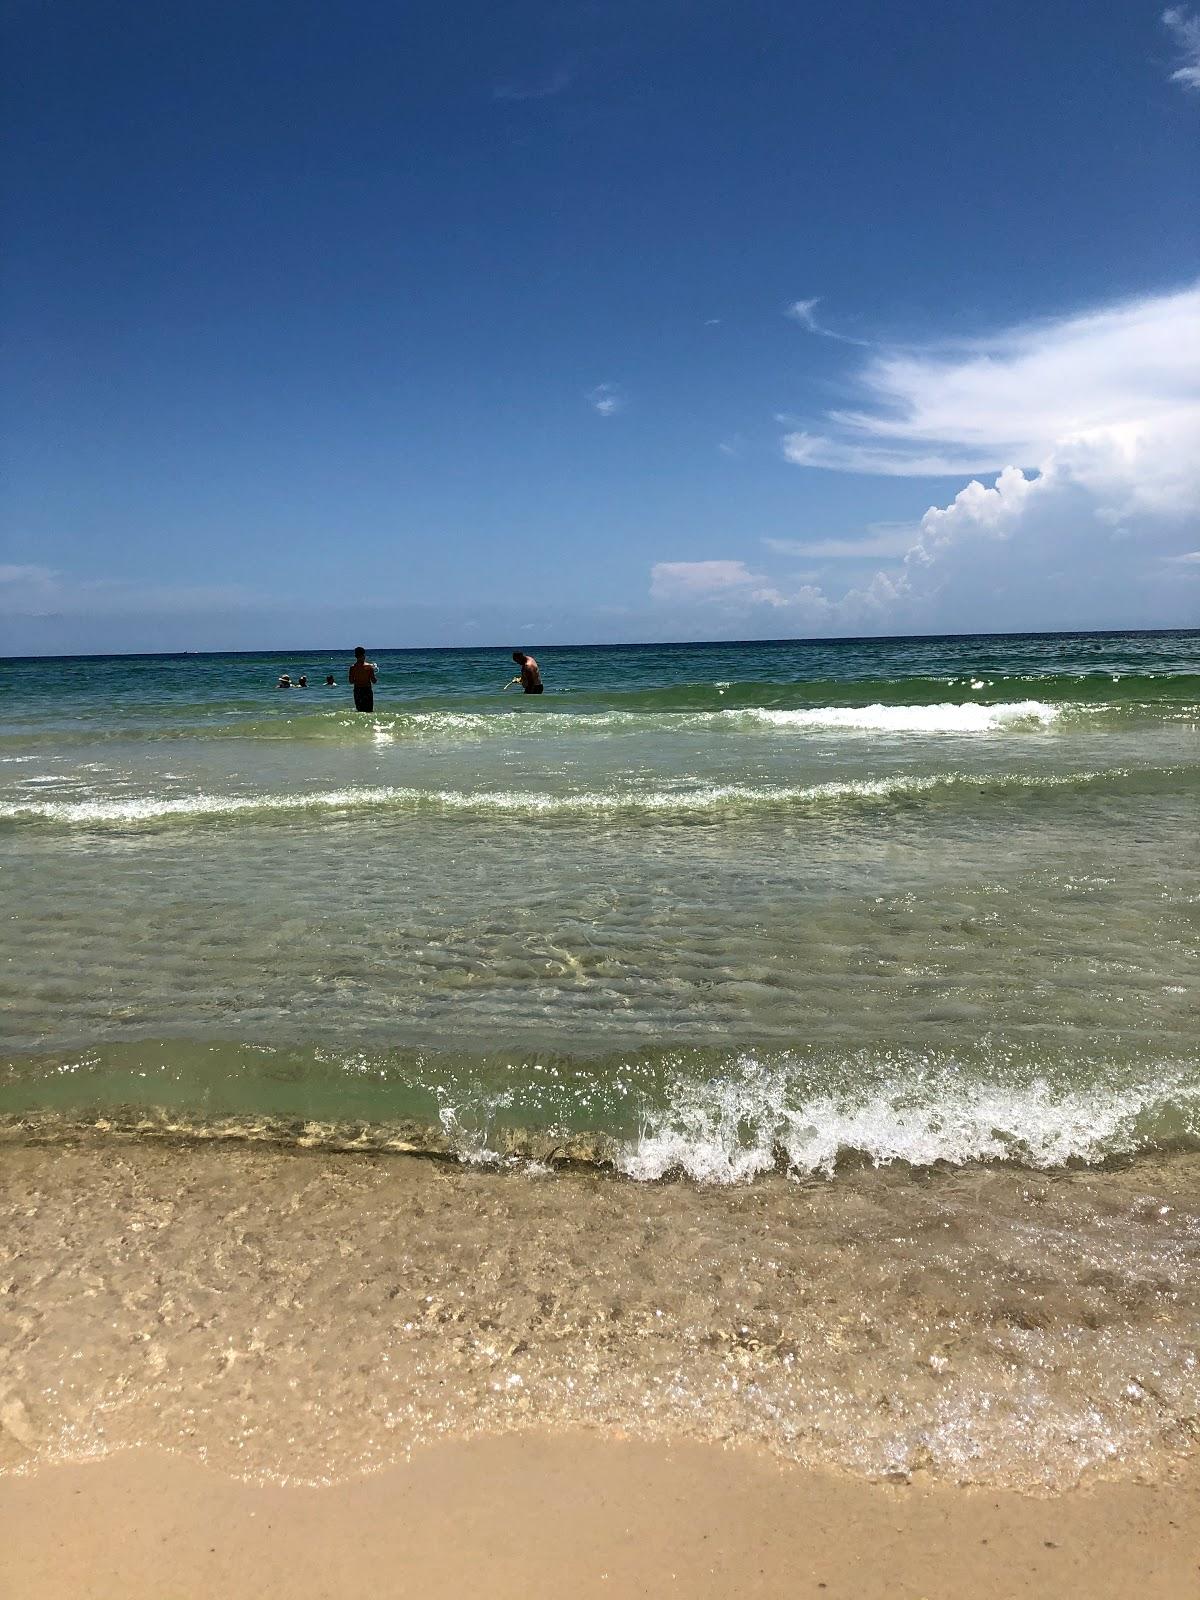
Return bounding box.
[505,651,544,694]
[348,646,378,712]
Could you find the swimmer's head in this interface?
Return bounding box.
[512,651,528,664]
[354,646,366,661]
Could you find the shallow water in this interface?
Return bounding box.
[2,631,1198,1485]
[3,631,1198,1174]
[3,1136,1200,1491]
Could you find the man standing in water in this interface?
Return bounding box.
[348,646,378,712]
[506,650,544,694]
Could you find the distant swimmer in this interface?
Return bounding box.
[506,651,544,694]
[297,675,308,688]
[348,646,378,712]
[324,674,336,687]
[277,673,293,689]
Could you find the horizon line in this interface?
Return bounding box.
[2,624,1197,665]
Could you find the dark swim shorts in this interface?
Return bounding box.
[353,686,374,713]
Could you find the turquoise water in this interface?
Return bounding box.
[2,630,1198,1177]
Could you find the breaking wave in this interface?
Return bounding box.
[3,763,1189,828]
[616,1056,1200,1183]
[7,1047,1200,1184]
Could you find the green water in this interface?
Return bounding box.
[2,630,1198,1177]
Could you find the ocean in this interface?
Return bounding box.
[2,629,1199,1488]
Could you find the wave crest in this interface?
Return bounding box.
[3,765,1177,828]
[618,1057,1200,1183]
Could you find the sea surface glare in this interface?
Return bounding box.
[2,630,1199,1488]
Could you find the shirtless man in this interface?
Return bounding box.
[348,646,378,712]
[506,650,544,694]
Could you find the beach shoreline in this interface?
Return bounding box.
[3,633,1198,1591]
[4,1135,1200,1495]
[5,1434,1199,1599]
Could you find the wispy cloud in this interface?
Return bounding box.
[1163,8,1200,90]
[784,296,869,345]
[649,560,830,619]
[587,382,625,417]
[0,563,57,586]
[650,560,762,600]
[493,65,574,102]
[652,560,832,614]
[781,285,1200,481]
[763,526,918,560]
[785,297,822,331]
[0,564,254,618]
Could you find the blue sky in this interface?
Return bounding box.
[2,0,1198,653]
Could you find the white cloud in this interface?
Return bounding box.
[650,560,763,600]
[1163,8,1200,90]
[654,285,1200,634]
[649,560,834,623]
[763,526,918,560]
[782,285,1200,480]
[587,382,625,417]
[785,297,822,331]
[784,297,868,346]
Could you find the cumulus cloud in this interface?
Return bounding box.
[587,382,625,417]
[1163,8,1200,90]
[654,285,1200,634]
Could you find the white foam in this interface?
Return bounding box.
[733,700,1061,734]
[245,701,1064,743]
[617,1056,1200,1183]
[1,767,1123,826]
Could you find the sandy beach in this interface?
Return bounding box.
[4,1136,1200,1594]
[5,1434,1199,1599]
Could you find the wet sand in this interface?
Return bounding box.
[4,1434,1199,1599]
[5,1136,1200,1490]
[5,1136,1200,1595]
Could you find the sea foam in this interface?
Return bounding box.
[1,766,1135,827]
[617,1055,1200,1183]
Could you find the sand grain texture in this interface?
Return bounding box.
[4,1435,1199,1600]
